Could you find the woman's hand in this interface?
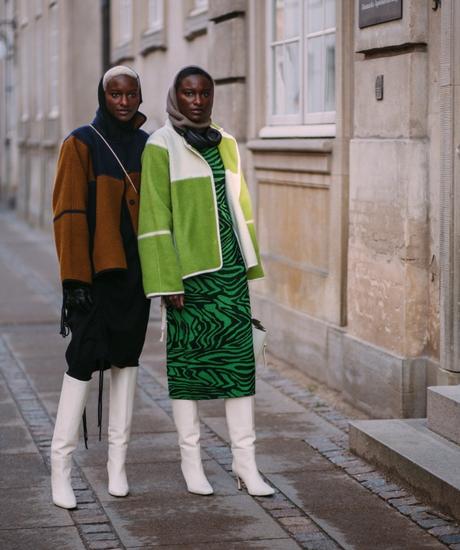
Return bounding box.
[165,294,185,310]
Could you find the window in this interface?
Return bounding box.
[35,0,42,18]
[20,31,30,120]
[265,0,336,137]
[48,3,59,117]
[35,17,44,119]
[190,0,208,15]
[147,0,163,32]
[19,0,28,26]
[119,0,133,45]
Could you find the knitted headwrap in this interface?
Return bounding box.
[166,66,214,130]
[102,65,140,91]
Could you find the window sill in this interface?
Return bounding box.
[259,124,336,139]
[184,10,208,40]
[247,138,334,154]
[140,29,166,56]
[111,42,135,64]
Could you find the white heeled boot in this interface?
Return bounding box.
[225,396,275,496]
[171,399,213,495]
[107,366,137,497]
[51,373,91,509]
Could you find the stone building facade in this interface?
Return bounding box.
[2,0,459,419]
[0,0,102,230]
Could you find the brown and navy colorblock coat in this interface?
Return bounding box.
[52,110,148,285]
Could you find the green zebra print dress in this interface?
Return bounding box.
[166,145,256,400]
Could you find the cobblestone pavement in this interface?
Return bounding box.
[0,210,458,549]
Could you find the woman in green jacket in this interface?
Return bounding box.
[138,66,274,497]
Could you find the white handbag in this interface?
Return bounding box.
[251,318,267,361]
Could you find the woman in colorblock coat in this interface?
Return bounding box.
[51,66,150,509]
[138,66,274,497]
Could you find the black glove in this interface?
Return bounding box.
[63,285,94,313]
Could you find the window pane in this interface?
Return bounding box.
[307,36,323,112]
[307,0,323,34]
[148,0,163,30]
[285,0,300,39]
[324,33,335,111]
[49,4,59,115]
[285,42,300,114]
[324,0,335,28]
[273,0,285,42]
[272,45,285,115]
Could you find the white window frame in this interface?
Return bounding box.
[190,0,208,17]
[147,0,164,33]
[20,31,30,120]
[35,0,43,18]
[19,0,29,26]
[265,0,336,137]
[118,0,133,46]
[48,2,59,118]
[35,17,44,119]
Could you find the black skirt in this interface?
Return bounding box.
[65,203,150,381]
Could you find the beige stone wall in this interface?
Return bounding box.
[348,1,439,361]
[13,0,101,229]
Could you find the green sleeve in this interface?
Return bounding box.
[240,173,264,280]
[138,143,184,296]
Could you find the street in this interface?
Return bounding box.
[0,208,457,549]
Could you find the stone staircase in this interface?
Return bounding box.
[349,386,460,521]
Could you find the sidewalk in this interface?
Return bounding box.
[0,209,456,550]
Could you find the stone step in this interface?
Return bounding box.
[427,385,460,445]
[349,418,460,521]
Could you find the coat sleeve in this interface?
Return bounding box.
[239,172,264,281]
[52,135,93,285]
[138,143,184,297]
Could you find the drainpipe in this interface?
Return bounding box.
[101,0,111,72]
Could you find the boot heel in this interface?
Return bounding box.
[236,475,242,491]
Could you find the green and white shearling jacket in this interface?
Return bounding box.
[138,120,264,298]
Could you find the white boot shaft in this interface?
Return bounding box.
[51,373,91,509]
[172,399,213,495]
[225,396,274,497]
[107,366,137,497]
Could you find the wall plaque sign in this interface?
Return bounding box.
[359,0,403,29]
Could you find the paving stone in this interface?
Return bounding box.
[389,495,420,506]
[87,542,121,550]
[149,540,302,549]
[440,533,460,544]
[267,470,446,549]
[82,459,236,502]
[81,523,115,534]
[0,485,73,529]
[429,524,460,536]
[70,510,110,524]
[0,526,86,550]
[0,424,37,454]
[271,508,304,518]
[103,494,289,547]
[378,490,408,500]
[0,452,49,489]
[254,438,335,475]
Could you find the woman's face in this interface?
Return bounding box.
[104,75,140,122]
[176,74,213,124]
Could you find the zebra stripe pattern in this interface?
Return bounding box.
[166,146,256,400]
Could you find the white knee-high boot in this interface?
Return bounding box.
[171,399,213,495]
[51,373,91,509]
[225,396,275,496]
[107,366,138,497]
